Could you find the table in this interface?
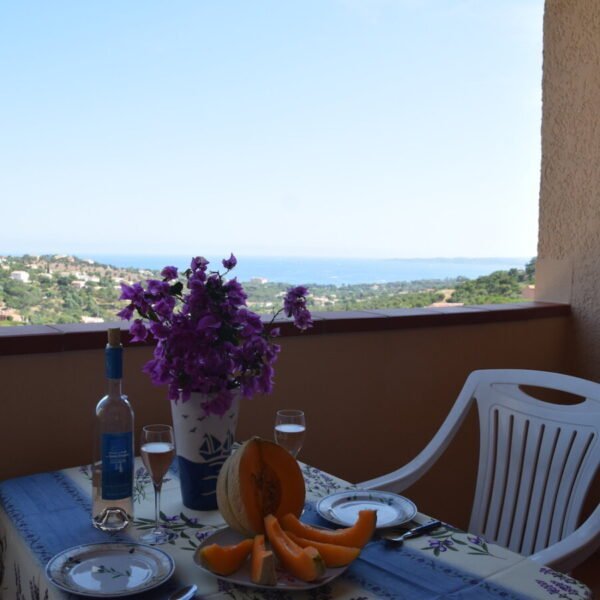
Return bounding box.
[0,458,591,600]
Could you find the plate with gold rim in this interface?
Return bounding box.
[45,542,174,597]
[193,526,348,590]
[317,490,417,529]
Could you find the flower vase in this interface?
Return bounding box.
[170,392,239,510]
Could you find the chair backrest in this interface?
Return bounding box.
[468,370,600,557]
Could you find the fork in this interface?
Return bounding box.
[381,519,442,544]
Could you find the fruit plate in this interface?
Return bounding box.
[317,490,417,529]
[194,526,348,590]
[45,542,175,597]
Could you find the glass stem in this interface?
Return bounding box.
[154,483,162,531]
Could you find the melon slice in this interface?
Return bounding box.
[264,514,326,582]
[280,509,376,548]
[285,531,360,567]
[217,437,306,536]
[251,534,277,586]
[196,538,253,576]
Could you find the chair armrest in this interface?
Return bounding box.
[529,504,600,573]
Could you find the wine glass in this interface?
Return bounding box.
[140,424,177,544]
[274,409,306,458]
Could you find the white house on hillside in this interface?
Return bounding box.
[10,271,30,283]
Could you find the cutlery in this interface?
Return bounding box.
[169,584,198,600]
[382,519,442,544]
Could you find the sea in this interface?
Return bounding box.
[86,255,531,286]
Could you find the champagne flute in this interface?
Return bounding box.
[140,424,176,544]
[274,409,306,458]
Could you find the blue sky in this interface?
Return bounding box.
[0,1,543,259]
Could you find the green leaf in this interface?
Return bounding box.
[170,281,184,296]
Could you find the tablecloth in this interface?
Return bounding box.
[0,459,591,599]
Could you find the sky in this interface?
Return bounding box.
[0,0,543,259]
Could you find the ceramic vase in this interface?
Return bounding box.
[170,392,239,510]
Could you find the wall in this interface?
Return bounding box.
[0,314,570,531]
[537,0,600,380]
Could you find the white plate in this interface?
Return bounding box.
[194,526,348,590]
[317,490,417,528]
[45,542,175,597]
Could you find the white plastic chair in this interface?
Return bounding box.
[360,369,600,572]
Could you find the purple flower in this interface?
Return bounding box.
[154,297,176,319]
[195,530,212,543]
[191,256,209,271]
[117,304,135,320]
[163,514,180,523]
[119,282,142,302]
[428,539,454,552]
[284,285,313,330]
[129,319,148,342]
[147,279,170,297]
[116,254,312,416]
[161,266,178,281]
[222,253,237,270]
[467,535,485,545]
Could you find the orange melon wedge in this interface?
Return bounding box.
[285,531,360,567]
[264,514,326,582]
[196,538,253,576]
[280,509,376,548]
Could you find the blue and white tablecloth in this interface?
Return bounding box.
[0,459,591,599]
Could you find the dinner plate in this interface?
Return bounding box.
[317,490,417,528]
[194,526,348,590]
[45,542,175,597]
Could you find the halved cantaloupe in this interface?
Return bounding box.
[251,534,277,586]
[217,437,306,536]
[285,531,360,567]
[196,538,253,576]
[280,509,376,548]
[264,514,326,582]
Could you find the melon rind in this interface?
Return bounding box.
[251,534,277,586]
[216,449,250,536]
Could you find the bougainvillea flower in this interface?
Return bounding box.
[117,254,312,416]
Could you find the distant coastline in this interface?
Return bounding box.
[84,254,531,286]
[0,254,534,326]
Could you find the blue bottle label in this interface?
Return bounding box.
[101,432,133,500]
[105,347,123,379]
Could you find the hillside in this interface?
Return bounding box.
[0,255,535,326]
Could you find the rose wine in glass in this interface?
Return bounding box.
[140,424,176,544]
[274,409,306,458]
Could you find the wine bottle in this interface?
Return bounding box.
[92,327,134,531]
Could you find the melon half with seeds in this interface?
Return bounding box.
[216,437,306,536]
